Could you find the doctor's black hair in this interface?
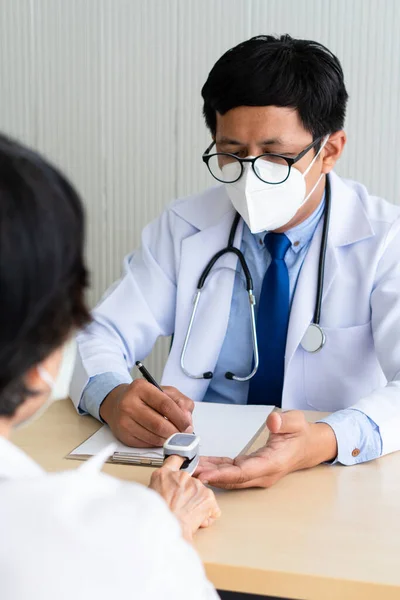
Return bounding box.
[0,133,90,418]
[202,35,349,140]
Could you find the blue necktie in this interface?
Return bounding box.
[247,233,291,407]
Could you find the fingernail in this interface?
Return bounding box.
[185,425,194,433]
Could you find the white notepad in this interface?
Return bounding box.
[68,402,274,467]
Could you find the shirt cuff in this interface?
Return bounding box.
[318,408,383,466]
[79,372,132,421]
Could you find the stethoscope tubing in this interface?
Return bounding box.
[313,175,331,325]
[180,175,331,378]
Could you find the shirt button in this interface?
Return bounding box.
[293,241,300,247]
[352,448,360,457]
[259,239,263,246]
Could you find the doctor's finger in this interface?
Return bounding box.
[197,463,243,485]
[267,410,306,435]
[194,456,234,475]
[206,475,276,490]
[197,455,268,486]
[143,387,192,432]
[162,386,195,414]
[121,418,168,447]
[198,467,274,489]
[136,402,180,439]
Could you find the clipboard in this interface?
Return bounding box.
[68,402,274,466]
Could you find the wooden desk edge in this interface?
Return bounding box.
[205,563,400,600]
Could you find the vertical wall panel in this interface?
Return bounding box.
[175,0,253,196]
[0,0,36,141]
[0,0,399,379]
[32,0,105,303]
[100,0,178,295]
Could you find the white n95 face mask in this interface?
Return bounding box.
[223,135,329,234]
[37,337,77,402]
[14,338,77,430]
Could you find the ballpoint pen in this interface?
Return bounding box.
[135,361,194,434]
[135,361,163,392]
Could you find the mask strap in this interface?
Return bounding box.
[302,173,324,205]
[303,134,330,178]
[37,365,55,390]
[300,134,330,206]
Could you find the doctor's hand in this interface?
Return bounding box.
[195,411,338,489]
[99,380,194,448]
[149,455,221,542]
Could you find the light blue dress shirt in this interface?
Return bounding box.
[80,197,382,465]
[204,198,327,405]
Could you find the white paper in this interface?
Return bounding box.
[191,402,273,458]
[70,402,274,460]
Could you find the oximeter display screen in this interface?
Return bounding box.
[170,434,195,446]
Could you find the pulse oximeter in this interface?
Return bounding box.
[163,433,200,475]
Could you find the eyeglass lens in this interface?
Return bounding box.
[206,153,290,184]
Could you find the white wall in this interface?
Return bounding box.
[0,0,399,378]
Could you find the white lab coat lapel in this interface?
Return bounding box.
[284,172,374,375]
[162,202,244,401]
[284,219,338,369]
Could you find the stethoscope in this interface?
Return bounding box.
[180,175,332,381]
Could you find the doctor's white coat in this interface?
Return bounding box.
[71,172,400,456]
[0,436,218,600]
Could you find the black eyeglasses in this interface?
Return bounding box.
[202,137,322,185]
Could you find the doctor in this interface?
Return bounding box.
[0,134,219,599]
[71,34,400,490]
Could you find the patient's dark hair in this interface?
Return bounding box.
[202,34,348,139]
[0,134,90,417]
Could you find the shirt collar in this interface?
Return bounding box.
[254,192,326,254]
[286,192,326,254]
[0,435,44,480]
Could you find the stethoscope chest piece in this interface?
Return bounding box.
[300,323,326,353]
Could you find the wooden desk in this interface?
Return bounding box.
[11,400,400,600]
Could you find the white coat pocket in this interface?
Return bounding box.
[303,321,386,412]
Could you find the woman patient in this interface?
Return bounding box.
[0,134,220,600]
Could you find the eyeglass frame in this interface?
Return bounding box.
[202,137,323,185]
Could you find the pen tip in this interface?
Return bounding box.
[135,361,142,367]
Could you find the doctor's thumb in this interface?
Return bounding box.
[267,410,305,435]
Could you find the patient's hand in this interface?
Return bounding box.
[149,455,221,542]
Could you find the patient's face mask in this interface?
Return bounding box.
[223,135,329,233]
[38,337,77,402]
[14,338,77,430]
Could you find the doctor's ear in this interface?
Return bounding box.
[321,130,346,173]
